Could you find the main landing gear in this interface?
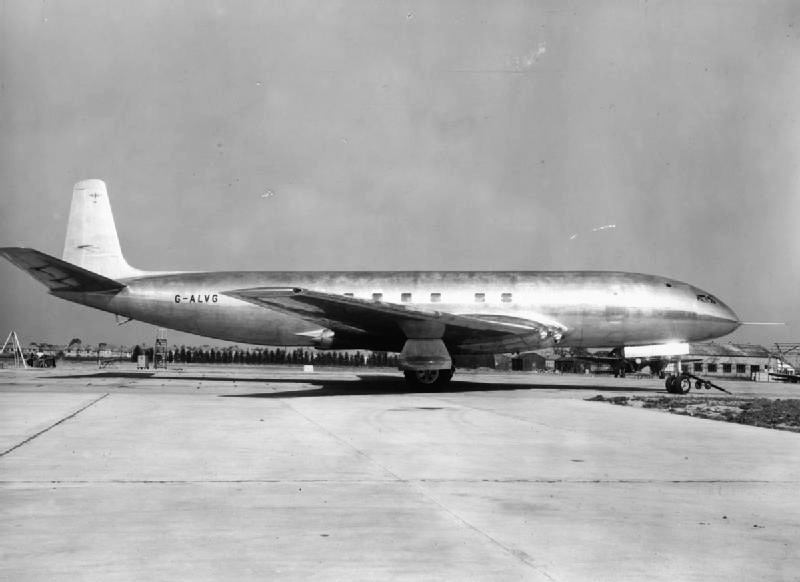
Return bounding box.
[664,373,731,395]
[398,337,454,386]
[403,368,455,386]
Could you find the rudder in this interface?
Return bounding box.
[62,179,142,279]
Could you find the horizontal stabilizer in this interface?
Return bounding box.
[0,247,125,292]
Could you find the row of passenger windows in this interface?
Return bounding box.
[693,363,759,374]
[342,292,513,303]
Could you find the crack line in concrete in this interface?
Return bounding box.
[0,393,110,458]
[273,397,556,580]
[1,478,795,485]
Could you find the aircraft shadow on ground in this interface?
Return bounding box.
[221,376,659,398]
[47,372,158,379]
[42,371,658,397]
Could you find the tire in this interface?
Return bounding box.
[666,375,691,394]
[404,369,440,385]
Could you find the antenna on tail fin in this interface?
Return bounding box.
[62,180,143,279]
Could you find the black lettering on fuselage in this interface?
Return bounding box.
[176,293,219,305]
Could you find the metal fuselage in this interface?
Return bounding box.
[53,270,740,353]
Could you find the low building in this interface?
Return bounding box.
[452,354,497,369]
[495,352,548,372]
[670,343,775,380]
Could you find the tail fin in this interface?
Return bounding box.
[62,180,143,279]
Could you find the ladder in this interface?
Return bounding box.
[1,331,28,369]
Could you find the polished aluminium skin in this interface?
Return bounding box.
[1,180,741,384]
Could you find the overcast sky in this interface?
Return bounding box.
[1,0,798,349]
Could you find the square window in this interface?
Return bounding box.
[693,362,703,372]
[501,293,512,303]
[401,292,412,303]
[707,363,718,373]
[722,363,732,373]
[430,292,441,303]
[750,365,760,373]
[372,292,383,301]
[736,364,746,374]
[474,292,485,303]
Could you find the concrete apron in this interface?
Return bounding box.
[1,381,798,581]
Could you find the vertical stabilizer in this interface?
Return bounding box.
[62,180,143,279]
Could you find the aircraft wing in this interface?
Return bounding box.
[0,247,125,292]
[223,287,566,350]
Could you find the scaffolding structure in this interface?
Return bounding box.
[1,331,28,369]
[773,343,800,371]
[154,328,168,369]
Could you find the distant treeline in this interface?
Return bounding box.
[132,345,399,367]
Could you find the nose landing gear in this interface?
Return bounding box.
[665,372,731,395]
[665,374,691,394]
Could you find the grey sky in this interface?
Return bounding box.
[1,0,798,349]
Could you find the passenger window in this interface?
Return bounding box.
[401,292,412,303]
[372,292,383,301]
[501,292,512,303]
[475,293,485,303]
[430,292,441,303]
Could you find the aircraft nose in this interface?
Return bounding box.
[714,300,741,334]
[693,286,740,336]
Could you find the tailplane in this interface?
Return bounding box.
[62,180,143,279]
[0,247,125,292]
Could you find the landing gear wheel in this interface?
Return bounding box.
[404,369,440,385]
[666,374,691,394]
[403,368,454,386]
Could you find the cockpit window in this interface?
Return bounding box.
[696,294,718,304]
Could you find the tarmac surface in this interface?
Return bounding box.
[1,363,798,581]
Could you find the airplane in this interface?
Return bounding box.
[1,179,742,390]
